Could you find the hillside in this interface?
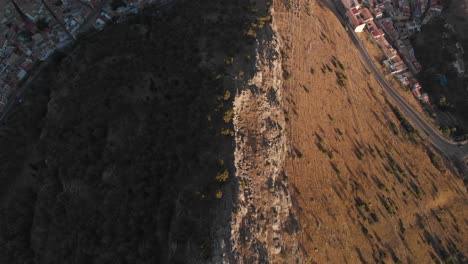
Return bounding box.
[0,0,466,263]
[271,0,468,263]
[0,1,261,263]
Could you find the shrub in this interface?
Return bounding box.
[215,169,229,183]
[223,109,234,123]
[283,69,292,80]
[223,90,231,100]
[224,57,234,65]
[221,128,235,136]
[215,190,223,199]
[245,28,256,38]
[256,15,271,29]
[377,182,386,190]
[335,71,347,89]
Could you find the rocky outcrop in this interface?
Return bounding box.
[230,5,302,263]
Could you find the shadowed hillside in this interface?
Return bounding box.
[0,1,262,263]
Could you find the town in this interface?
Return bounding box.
[336,0,465,107]
[0,0,161,112]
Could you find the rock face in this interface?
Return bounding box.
[230,4,302,263]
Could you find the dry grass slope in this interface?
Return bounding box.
[272,0,468,263]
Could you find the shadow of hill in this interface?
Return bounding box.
[0,1,260,263]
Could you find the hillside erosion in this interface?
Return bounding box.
[273,0,468,263]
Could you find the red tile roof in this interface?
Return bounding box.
[360,8,374,21]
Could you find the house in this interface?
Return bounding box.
[6,53,20,66]
[377,36,398,59]
[396,70,414,86]
[0,94,8,105]
[371,7,383,19]
[17,43,33,56]
[453,58,465,76]
[360,8,374,22]
[0,82,10,96]
[16,68,27,80]
[31,33,44,44]
[38,48,53,61]
[430,5,443,13]
[411,60,422,73]
[366,20,384,39]
[406,21,421,34]
[0,82,10,105]
[379,18,399,40]
[420,93,430,104]
[384,55,408,73]
[95,18,105,28]
[346,8,366,32]
[411,84,422,98]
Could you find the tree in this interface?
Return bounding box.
[36,18,49,31]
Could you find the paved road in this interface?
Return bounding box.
[324,0,468,169]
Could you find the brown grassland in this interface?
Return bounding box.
[273,0,467,263]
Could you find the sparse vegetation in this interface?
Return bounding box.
[221,128,235,137]
[224,90,231,100]
[283,68,293,80]
[335,71,347,89]
[223,108,234,123]
[215,169,229,183]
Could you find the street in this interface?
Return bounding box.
[324,0,468,170]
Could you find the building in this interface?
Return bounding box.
[411,84,422,98]
[384,55,408,73]
[420,93,430,104]
[341,0,354,8]
[378,18,399,40]
[453,58,465,76]
[366,20,384,39]
[430,5,443,13]
[360,8,374,22]
[346,8,366,32]
[406,21,421,34]
[346,7,374,32]
[371,7,383,19]
[377,36,398,59]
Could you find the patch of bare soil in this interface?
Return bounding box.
[272,0,468,263]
